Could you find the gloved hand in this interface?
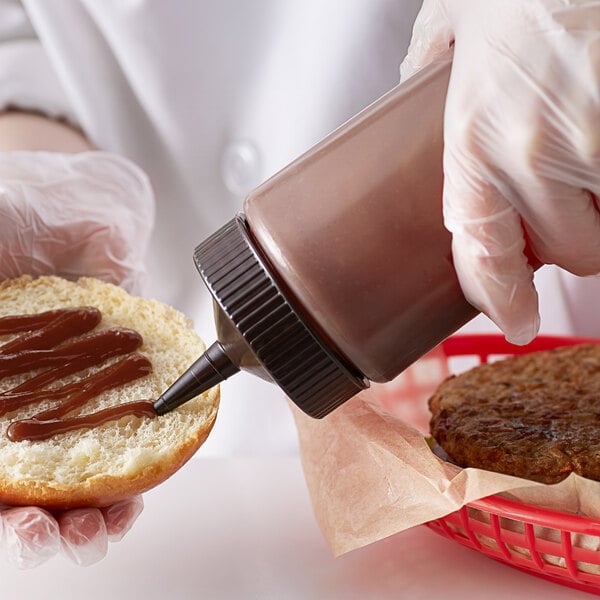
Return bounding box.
[1,496,144,568]
[0,150,155,293]
[0,150,155,568]
[401,0,600,345]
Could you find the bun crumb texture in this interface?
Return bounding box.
[0,275,219,509]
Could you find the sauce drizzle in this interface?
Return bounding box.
[0,307,157,442]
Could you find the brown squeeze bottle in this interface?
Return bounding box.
[154,59,480,419]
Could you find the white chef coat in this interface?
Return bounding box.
[0,0,597,457]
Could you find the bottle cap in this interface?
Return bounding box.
[193,214,368,418]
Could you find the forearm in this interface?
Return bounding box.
[0,111,93,153]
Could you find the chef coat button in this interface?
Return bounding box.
[221,140,263,197]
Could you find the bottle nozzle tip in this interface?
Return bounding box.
[153,341,239,416]
[153,396,171,416]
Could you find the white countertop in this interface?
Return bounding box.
[0,456,593,600]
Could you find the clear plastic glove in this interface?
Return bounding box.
[401,0,600,344]
[0,496,144,569]
[0,151,155,293]
[0,150,154,568]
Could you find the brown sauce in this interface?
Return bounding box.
[0,307,157,442]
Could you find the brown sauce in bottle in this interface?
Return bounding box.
[0,307,157,442]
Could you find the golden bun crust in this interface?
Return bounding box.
[0,275,219,509]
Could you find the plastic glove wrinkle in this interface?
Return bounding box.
[0,151,155,292]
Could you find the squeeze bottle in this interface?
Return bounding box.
[154,59,480,418]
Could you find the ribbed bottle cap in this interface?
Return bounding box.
[193,215,367,418]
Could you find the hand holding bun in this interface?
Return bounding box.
[0,275,219,567]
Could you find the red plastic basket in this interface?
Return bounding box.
[424,334,600,596]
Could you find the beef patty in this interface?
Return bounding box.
[428,343,600,484]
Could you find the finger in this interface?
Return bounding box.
[514,183,600,276]
[101,495,144,542]
[443,146,540,345]
[58,508,108,567]
[485,101,600,277]
[1,507,60,569]
[400,0,454,81]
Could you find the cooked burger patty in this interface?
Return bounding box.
[428,343,600,484]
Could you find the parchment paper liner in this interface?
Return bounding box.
[291,345,600,561]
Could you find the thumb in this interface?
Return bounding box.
[400,0,454,82]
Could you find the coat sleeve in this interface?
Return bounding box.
[0,0,77,124]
